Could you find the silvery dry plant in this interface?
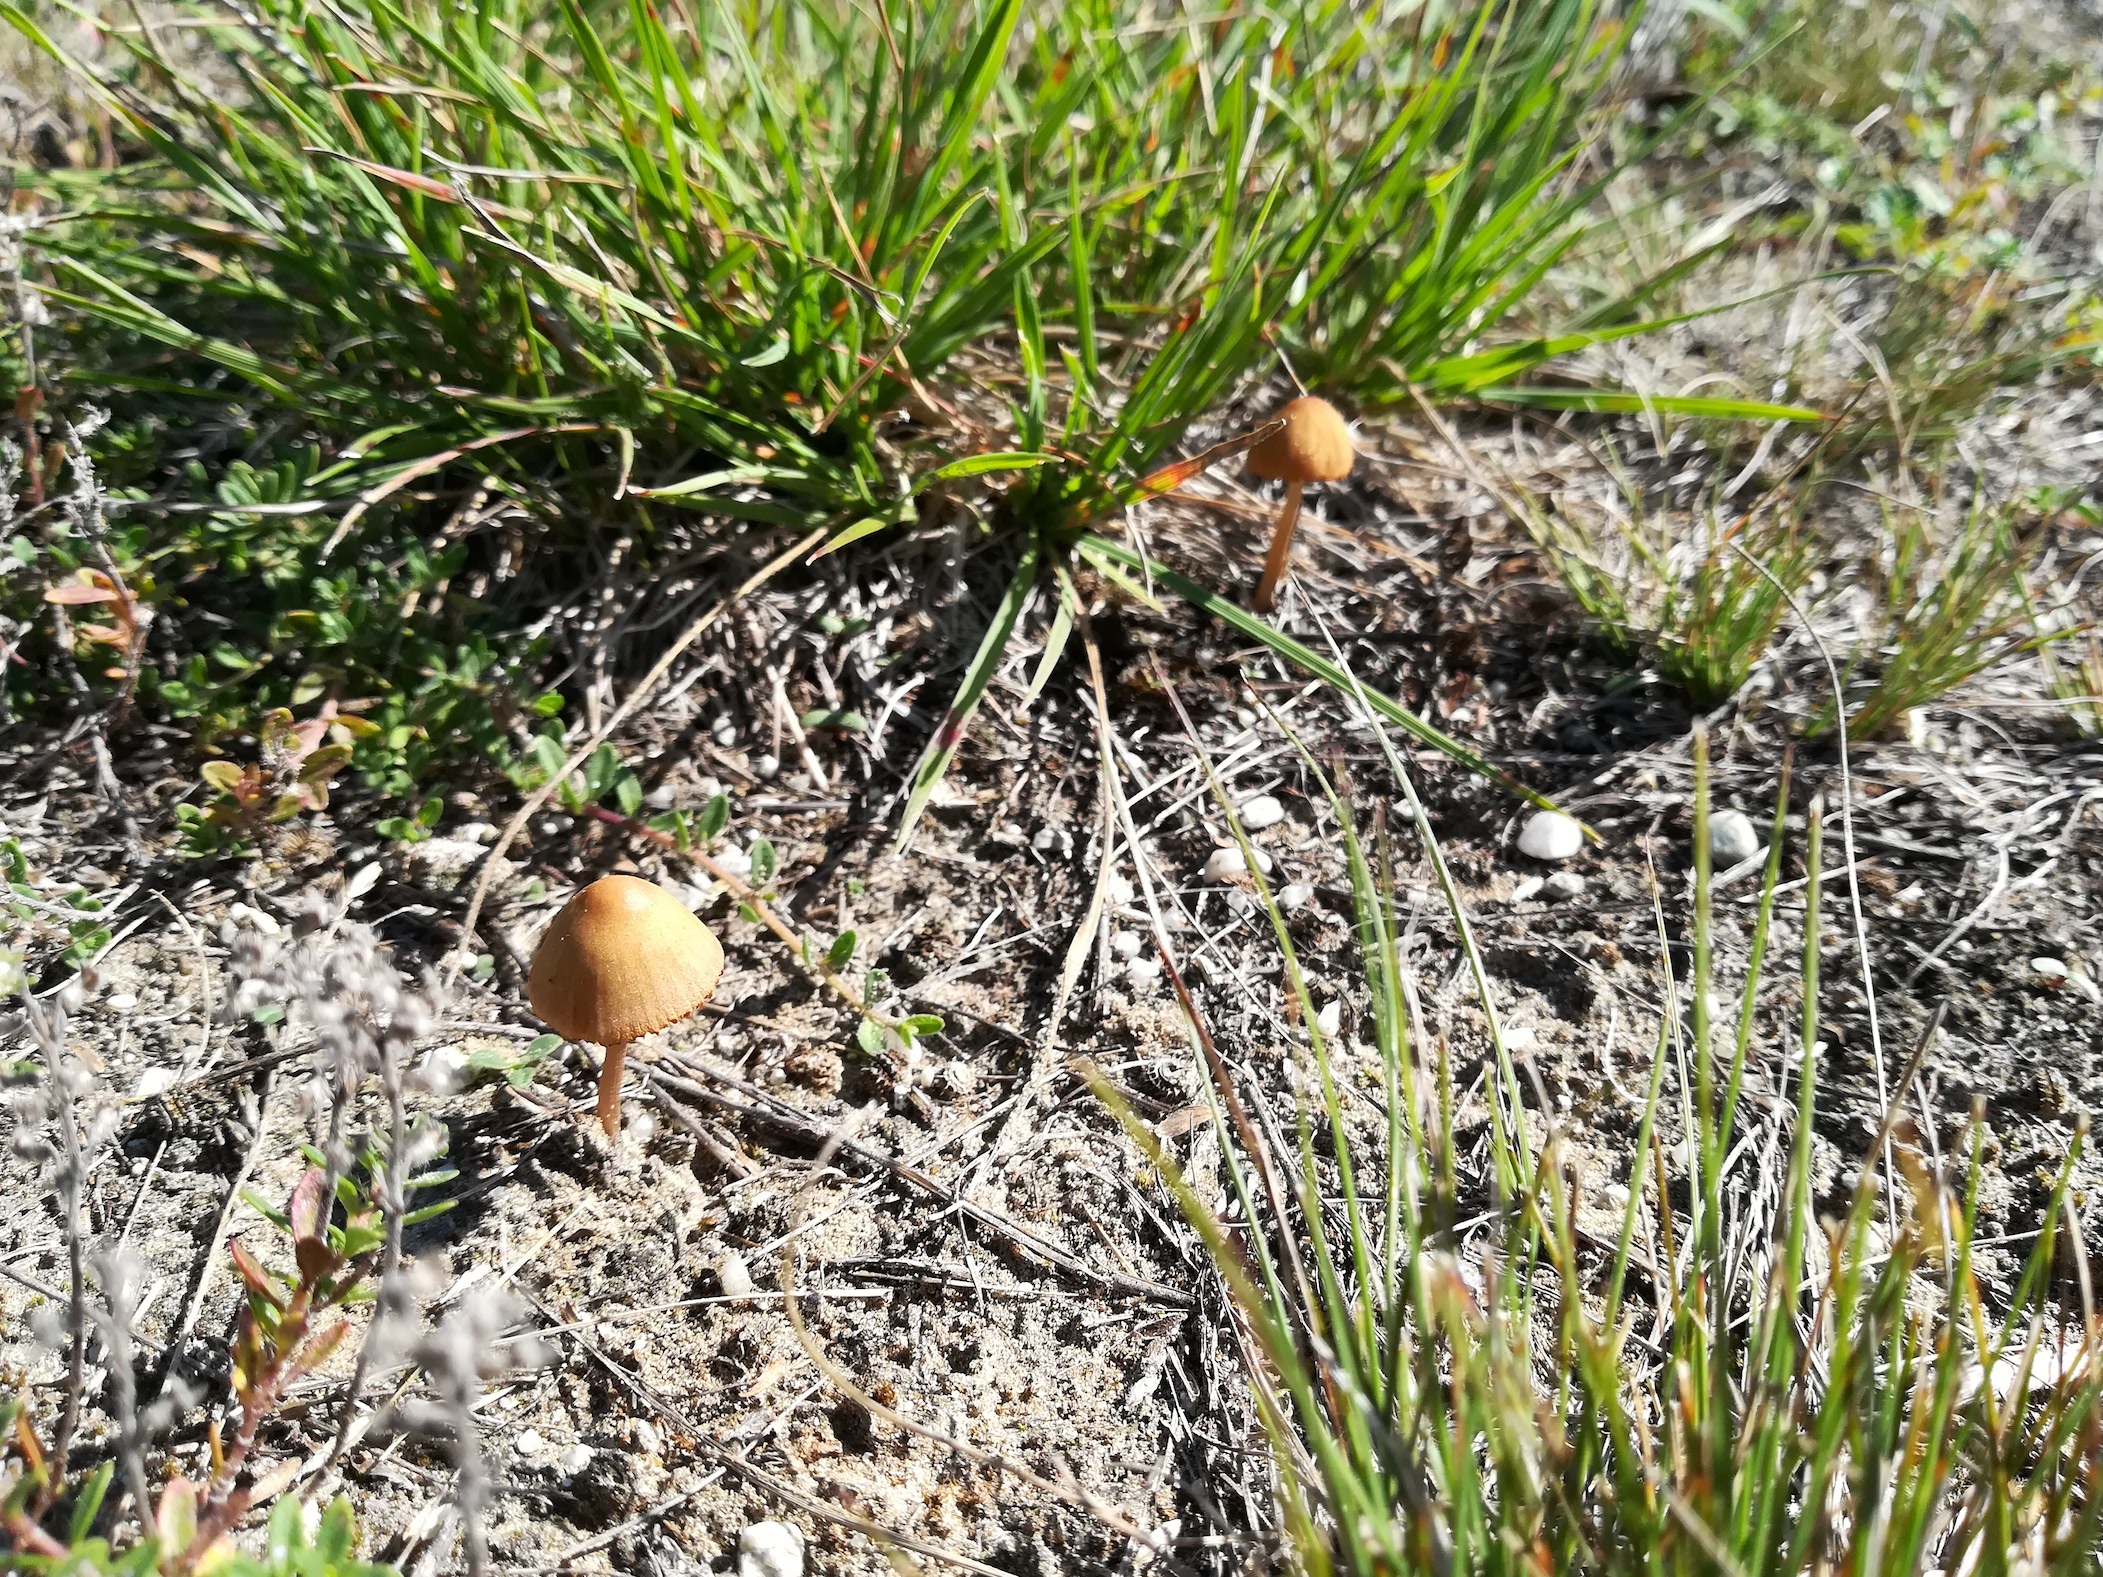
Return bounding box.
[3,878,481,1563]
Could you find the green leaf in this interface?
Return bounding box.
[917,450,1061,484]
[748,837,777,887]
[825,930,857,970]
[696,792,731,842]
[614,771,644,817]
[899,1013,944,1038]
[1473,386,1827,422]
[856,1017,887,1058]
[415,795,444,828]
[70,1462,113,1545]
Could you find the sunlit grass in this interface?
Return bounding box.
[1095,687,2103,1572]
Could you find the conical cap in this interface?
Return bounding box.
[1247,395,1354,483]
[528,875,724,1047]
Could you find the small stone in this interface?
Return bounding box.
[514,1429,546,1458]
[1110,931,1143,959]
[559,1444,594,1476]
[403,838,488,893]
[225,902,282,936]
[1543,872,1586,902]
[1314,1000,1343,1037]
[1516,811,1583,862]
[106,992,138,1013]
[1237,794,1286,831]
[753,754,781,781]
[2031,957,2070,985]
[717,1252,755,1300]
[1509,876,1544,904]
[739,1521,805,1577]
[713,847,753,881]
[1709,809,1761,866]
[1502,1026,1538,1052]
[1202,846,1273,883]
[711,719,739,747]
[1278,882,1314,912]
[1125,957,1162,988]
[454,820,499,845]
[644,783,678,811]
[135,1066,178,1100]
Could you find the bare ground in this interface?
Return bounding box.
[5,398,2102,1573]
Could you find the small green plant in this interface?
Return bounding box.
[2,839,112,971]
[176,707,369,858]
[466,1032,562,1090]
[1520,467,1814,708]
[1,1160,433,1574]
[1813,482,2051,737]
[3,1420,394,1576]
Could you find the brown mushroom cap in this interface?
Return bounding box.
[1247,396,1354,484]
[528,875,724,1047]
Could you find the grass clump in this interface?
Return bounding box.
[1099,701,2103,1572]
[0,0,1829,841]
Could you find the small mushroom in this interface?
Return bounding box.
[527,875,724,1137]
[1247,395,1355,614]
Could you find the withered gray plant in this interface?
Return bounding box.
[221,883,451,1472]
[391,1292,549,1577]
[6,973,118,1488]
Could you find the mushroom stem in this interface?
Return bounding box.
[596,1041,630,1137]
[1252,480,1305,615]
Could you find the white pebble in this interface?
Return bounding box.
[644,784,678,811]
[2031,957,2070,983]
[514,1429,546,1458]
[1110,931,1142,959]
[225,902,281,936]
[711,719,739,747]
[1502,1026,1538,1053]
[1516,811,1583,862]
[1510,876,1544,904]
[1237,794,1285,831]
[454,820,499,845]
[1543,872,1586,902]
[1278,882,1313,912]
[1109,874,1136,906]
[739,1522,806,1577]
[1125,957,1162,988]
[1314,1000,1343,1037]
[713,847,753,880]
[135,1066,178,1100]
[717,1252,755,1299]
[559,1444,594,1475]
[1202,845,1273,883]
[752,753,781,781]
[1709,809,1761,866]
[106,992,138,1013]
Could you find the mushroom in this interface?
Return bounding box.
[1247,395,1354,614]
[527,875,724,1137]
